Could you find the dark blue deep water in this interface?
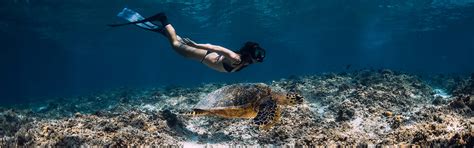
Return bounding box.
[1,0,473,104]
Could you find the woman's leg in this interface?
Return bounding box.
[160,24,207,60]
[162,25,180,46]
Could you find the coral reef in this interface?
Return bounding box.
[0,70,472,147]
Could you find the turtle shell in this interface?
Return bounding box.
[194,83,272,110]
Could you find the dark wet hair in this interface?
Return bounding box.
[237,41,266,63]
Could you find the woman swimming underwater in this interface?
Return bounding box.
[108,8,266,73]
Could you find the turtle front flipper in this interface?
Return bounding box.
[252,99,281,130]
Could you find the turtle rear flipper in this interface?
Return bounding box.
[252,99,280,130]
[183,109,211,117]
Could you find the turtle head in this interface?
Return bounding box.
[284,92,304,105]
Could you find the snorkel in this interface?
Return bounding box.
[238,42,266,64]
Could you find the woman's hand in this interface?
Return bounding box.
[192,42,241,65]
[182,38,197,46]
[228,52,241,65]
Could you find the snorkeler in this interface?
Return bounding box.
[108,8,266,73]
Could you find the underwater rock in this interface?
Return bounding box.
[160,109,195,137]
[14,134,31,146]
[452,74,474,96]
[412,131,428,143]
[383,111,393,117]
[335,108,355,122]
[8,109,180,146]
[449,94,474,115]
[101,122,119,133]
[0,109,31,138]
[390,115,404,129]
[54,136,85,147]
[469,96,474,110]
[432,97,448,105]
[380,69,394,75]
[450,98,467,109]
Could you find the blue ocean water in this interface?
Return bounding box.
[1,0,473,104]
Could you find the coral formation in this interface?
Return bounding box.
[0,70,472,147]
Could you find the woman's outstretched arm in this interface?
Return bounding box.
[186,42,241,64]
[161,20,240,63]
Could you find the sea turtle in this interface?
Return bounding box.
[187,83,304,129]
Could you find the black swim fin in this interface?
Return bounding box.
[109,8,167,34]
[107,21,142,27]
[107,11,165,27]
